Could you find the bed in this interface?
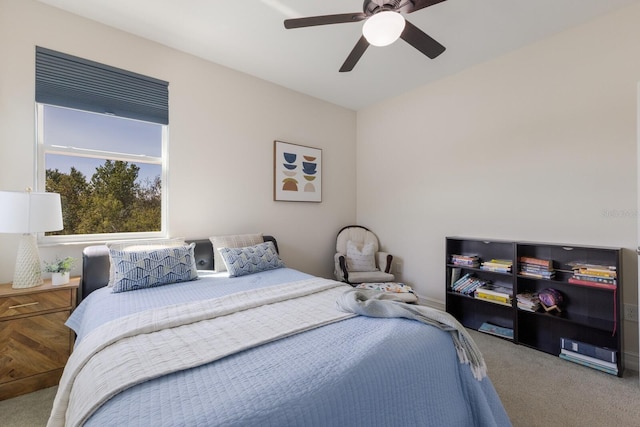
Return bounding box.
[47,236,511,427]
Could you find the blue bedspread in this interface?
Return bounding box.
[66,268,511,426]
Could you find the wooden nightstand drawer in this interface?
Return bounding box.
[0,277,79,400]
[0,289,72,319]
[0,310,71,386]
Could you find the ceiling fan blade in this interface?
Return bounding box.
[284,13,367,29]
[339,36,370,73]
[404,0,448,14]
[400,19,445,59]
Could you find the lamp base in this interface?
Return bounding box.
[12,234,44,289]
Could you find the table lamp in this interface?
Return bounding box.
[0,189,63,288]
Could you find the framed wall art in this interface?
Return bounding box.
[274,140,322,202]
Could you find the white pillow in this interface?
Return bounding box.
[346,240,377,272]
[106,238,186,287]
[209,233,263,272]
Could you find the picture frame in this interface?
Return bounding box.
[273,140,322,202]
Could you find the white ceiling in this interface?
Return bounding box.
[37,0,638,110]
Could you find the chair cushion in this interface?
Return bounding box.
[346,240,376,272]
[347,270,395,283]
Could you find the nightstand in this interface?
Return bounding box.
[0,277,79,400]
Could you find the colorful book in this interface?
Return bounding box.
[577,268,617,278]
[572,274,616,285]
[560,349,617,370]
[478,322,513,339]
[519,270,555,279]
[480,265,511,273]
[452,274,487,295]
[452,274,469,288]
[559,352,618,376]
[481,259,512,272]
[519,256,552,269]
[516,292,540,312]
[475,283,512,297]
[475,293,511,305]
[560,337,616,363]
[450,254,480,267]
[520,264,555,274]
[460,278,487,294]
[567,278,616,289]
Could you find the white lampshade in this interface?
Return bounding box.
[0,190,63,288]
[0,191,63,233]
[362,11,406,47]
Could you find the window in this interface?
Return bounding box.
[35,47,169,242]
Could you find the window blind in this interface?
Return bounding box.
[35,46,169,125]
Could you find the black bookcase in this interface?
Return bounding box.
[445,237,623,377]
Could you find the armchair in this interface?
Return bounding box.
[334,225,395,285]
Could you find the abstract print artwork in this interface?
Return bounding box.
[274,140,322,202]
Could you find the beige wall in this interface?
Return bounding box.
[0,0,357,281]
[356,3,640,367]
[1,0,638,368]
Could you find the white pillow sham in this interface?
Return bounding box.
[346,240,377,272]
[209,233,263,272]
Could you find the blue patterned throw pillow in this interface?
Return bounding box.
[110,243,198,293]
[219,241,285,277]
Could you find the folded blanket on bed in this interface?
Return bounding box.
[47,278,353,427]
[336,288,487,380]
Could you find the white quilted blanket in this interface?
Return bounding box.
[47,278,352,427]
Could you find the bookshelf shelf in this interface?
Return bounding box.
[446,237,623,376]
[520,309,616,332]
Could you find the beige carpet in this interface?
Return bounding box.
[469,329,640,427]
[1,330,638,426]
[0,385,56,427]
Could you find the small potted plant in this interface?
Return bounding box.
[43,256,76,286]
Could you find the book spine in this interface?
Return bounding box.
[519,256,552,268]
[560,349,617,370]
[452,273,470,290]
[489,259,512,265]
[475,291,511,301]
[560,337,617,363]
[519,271,555,279]
[461,278,485,294]
[567,278,616,289]
[475,287,512,298]
[452,261,479,267]
[480,266,511,273]
[559,353,618,375]
[457,279,474,293]
[572,274,616,285]
[520,264,554,273]
[450,255,480,267]
[578,268,616,278]
[475,293,511,305]
[478,322,513,339]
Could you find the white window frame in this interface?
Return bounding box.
[36,103,169,244]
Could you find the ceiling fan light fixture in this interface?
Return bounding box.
[362,11,406,47]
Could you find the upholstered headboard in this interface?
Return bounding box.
[80,236,278,302]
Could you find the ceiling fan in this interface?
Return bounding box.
[284,0,447,72]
